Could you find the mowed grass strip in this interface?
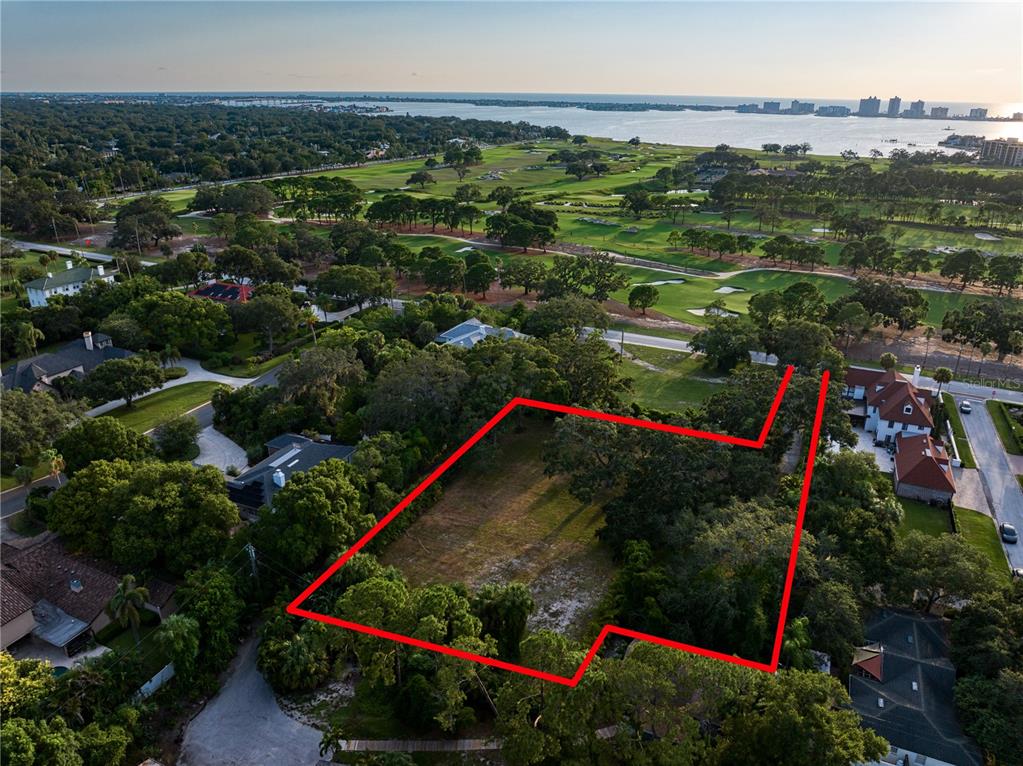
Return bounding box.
[108,381,225,433]
[953,506,1009,575]
[941,393,977,468]
[380,421,615,638]
[897,498,953,538]
[620,345,722,411]
[985,400,1023,455]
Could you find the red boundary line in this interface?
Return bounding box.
[289,364,829,686]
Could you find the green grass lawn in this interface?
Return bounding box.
[610,322,694,342]
[941,393,977,468]
[108,382,226,433]
[620,345,722,411]
[897,498,953,537]
[99,620,168,679]
[986,400,1023,455]
[953,506,1009,575]
[0,461,48,492]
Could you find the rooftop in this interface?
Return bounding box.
[436,317,528,349]
[1,334,132,392]
[227,433,356,510]
[189,281,254,303]
[895,433,956,494]
[850,610,982,766]
[23,266,111,291]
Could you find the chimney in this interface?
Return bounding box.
[97,265,104,276]
[65,260,73,270]
[272,469,286,488]
[69,577,83,594]
[46,272,53,278]
[83,331,93,351]
[911,365,921,387]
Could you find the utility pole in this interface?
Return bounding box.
[243,543,259,581]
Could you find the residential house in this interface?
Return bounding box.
[850,610,982,766]
[844,366,935,445]
[436,317,528,349]
[893,433,956,505]
[0,538,176,656]
[188,281,253,303]
[227,433,356,516]
[1,332,132,394]
[24,261,115,307]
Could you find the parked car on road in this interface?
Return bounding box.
[959,400,973,414]
[1000,523,1018,544]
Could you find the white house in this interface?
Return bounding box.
[24,261,115,307]
[844,366,935,445]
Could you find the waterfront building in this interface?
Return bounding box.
[907,100,925,118]
[762,101,781,113]
[968,107,988,120]
[789,100,814,114]
[817,105,852,117]
[930,106,949,119]
[980,137,1023,166]
[858,96,881,116]
[886,97,901,117]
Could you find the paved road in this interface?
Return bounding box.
[592,328,779,366]
[179,635,322,766]
[954,394,1023,570]
[3,239,156,267]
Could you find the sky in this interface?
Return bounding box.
[1,1,1021,104]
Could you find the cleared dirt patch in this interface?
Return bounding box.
[380,422,615,638]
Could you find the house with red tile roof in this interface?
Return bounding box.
[893,433,956,504]
[844,366,935,445]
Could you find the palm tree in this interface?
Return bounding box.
[934,367,953,394]
[921,327,935,370]
[106,574,150,645]
[13,323,45,357]
[39,449,64,488]
[300,307,320,345]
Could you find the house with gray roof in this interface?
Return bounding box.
[1,331,132,394]
[436,317,528,349]
[227,433,356,515]
[24,261,115,307]
[850,609,982,766]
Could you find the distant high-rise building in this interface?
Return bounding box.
[969,108,988,120]
[858,96,881,116]
[907,100,925,118]
[1013,112,1023,122]
[789,100,815,115]
[762,101,781,114]
[736,103,759,113]
[886,97,901,117]
[930,106,949,119]
[817,105,852,117]
[980,137,1023,166]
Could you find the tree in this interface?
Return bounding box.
[54,416,154,475]
[241,290,301,355]
[781,617,814,670]
[105,574,150,645]
[49,460,239,575]
[933,366,953,393]
[542,331,631,409]
[879,352,897,371]
[82,356,165,407]
[620,189,652,218]
[472,583,535,661]
[276,345,366,418]
[155,614,200,680]
[713,670,888,766]
[128,291,231,353]
[499,258,548,295]
[802,581,863,671]
[955,670,1023,766]
[12,323,44,357]
[0,389,80,473]
[365,351,470,439]
[692,316,762,373]
[110,195,182,251]
[984,254,1023,295]
[407,170,435,189]
[522,295,609,338]
[464,262,498,297]
[179,565,244,672]
[940,249,987,289]
[627,284,659,315]
[891,531,996,613]
[315,264,389,310]
[153,415,201,460]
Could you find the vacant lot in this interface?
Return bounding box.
[380,422,614,639]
